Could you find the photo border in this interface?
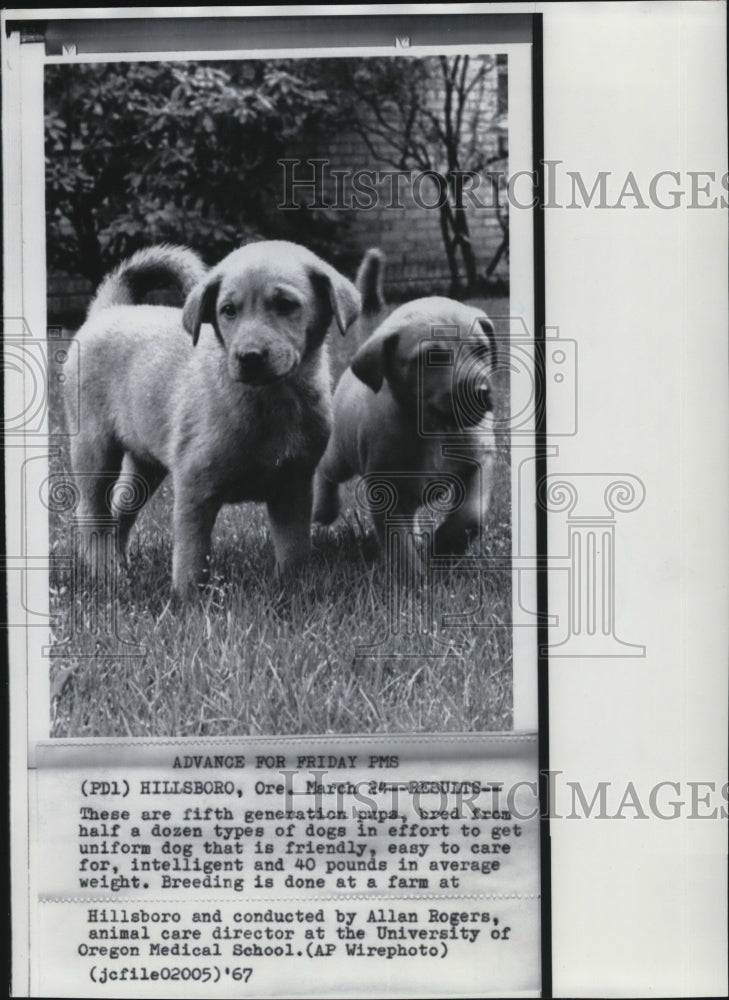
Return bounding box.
[530,14,551,998]
[3,8,549,997]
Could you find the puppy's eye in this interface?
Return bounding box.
[219,302,236,319]
[272,294,299,316]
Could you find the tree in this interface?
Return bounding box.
[311,55,508,297]
[45,61,347,283]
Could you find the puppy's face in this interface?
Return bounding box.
[183,242,360,385]
[351,298,497,432]
[417,337,495,431]
[214,264,324,385]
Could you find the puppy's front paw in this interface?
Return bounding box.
[312,476,341,525]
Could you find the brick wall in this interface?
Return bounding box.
[297,53,509,296]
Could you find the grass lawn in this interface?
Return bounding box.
[49,295,513,738]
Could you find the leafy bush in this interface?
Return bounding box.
[45,61,349,282]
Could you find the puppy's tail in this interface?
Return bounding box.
[355,248,385,316]
[87,244,207,318]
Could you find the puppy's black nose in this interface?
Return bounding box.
[236,348,269,383]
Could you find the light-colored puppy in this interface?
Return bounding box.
[350,247,387,348]
[313,294,498,558]
[67,241,360,595]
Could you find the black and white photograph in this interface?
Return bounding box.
[4,5,727,999]
[44,48,531,739]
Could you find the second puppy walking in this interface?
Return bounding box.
[314,253,498,559]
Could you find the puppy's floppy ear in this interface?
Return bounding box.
[309,265,361,336]
[477,315,497,368]
[351,331,399,393]
[182,275,222,347]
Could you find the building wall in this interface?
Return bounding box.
[297,53,509,296]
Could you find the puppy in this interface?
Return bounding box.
[313,295,497,559]
[67,241,360,595]
[351,247,387,348]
